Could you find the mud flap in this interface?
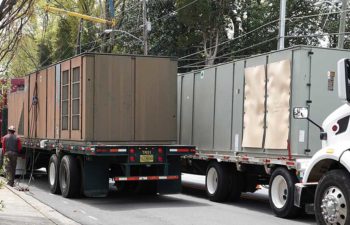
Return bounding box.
[82,156,109,197]
[158,156,182,194]
[294,182,317,208]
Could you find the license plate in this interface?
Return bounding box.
[140,155,154,163]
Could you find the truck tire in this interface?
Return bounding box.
[315,169,350,225]
[59,155,81,198]
[48,154,60,194]
[228,170,243,202]
[205,162,230,202]
[269,167,300,218]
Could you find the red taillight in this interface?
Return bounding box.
[177,148,189,153]
[158,148,163,154]
[129,156,135,162]
[130,148,135,154]
[158,156,163,162]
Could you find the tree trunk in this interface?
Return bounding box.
[204,29,219,66]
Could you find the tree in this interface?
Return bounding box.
[112,0,144,54]
[38,41,52,67]
[7,36,38,77]
[0,0,35,74]
[148,0,196,57]
[78,0,101,53]
[54,17,76,61]
[221,0,319,59]
[177,0,235,65]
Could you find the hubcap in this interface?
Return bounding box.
[321,186,347,225]
[271,175,288,209]
[207,167,218,195]
[49,162,56,186]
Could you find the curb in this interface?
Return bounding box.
[1,178,80,225]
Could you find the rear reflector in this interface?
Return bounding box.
[169,148,190,153]
[96,148,127,153]
[114,175,179,181]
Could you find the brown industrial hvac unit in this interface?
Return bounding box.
[11,53,177,143]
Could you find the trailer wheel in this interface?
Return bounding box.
[269,167,300,218]
[228,170,243,202]
[59,155,81,198]
[48,155,60,194]
[315,169,350,225]
[205,162,230,202]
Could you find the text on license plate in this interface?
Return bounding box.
[140,155,154,163]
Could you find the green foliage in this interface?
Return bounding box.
[54,17,77,61]
[38,41,53,67]
[7,36,38,77]
[4,0,350,74]
[148,0,195,57]
[112,0,144,54]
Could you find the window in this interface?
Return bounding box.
[61,70,69,130]
[72,67,80,130]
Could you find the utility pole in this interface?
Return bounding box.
[278,0,286,50]
[143,0,148,55]
[338,0,347,49]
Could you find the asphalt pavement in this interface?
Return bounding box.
[14,172,316,225]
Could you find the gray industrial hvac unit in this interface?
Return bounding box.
[178,46,350,159]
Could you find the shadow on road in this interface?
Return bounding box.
[19,172,316,225]
[182,187,316,225]
[20,173,210,212]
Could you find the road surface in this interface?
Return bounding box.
[16,172,316,225]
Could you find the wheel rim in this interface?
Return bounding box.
[271,175,288,209]
[49,162,56,186]
[206,167,218,195]
[320,186,347,225]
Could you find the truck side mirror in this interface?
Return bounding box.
[337,58,350,102]
[293,107,309,119]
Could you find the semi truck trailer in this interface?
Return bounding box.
[6,53,195,198]
[179,46,350,220]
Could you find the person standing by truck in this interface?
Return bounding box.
[2,126,22,187]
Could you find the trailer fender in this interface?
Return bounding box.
[302,141,350,183]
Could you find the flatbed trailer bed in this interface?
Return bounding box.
[22,138,195,197]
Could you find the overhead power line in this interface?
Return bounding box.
[178,19,280,60]
[179,36,278,69]
[152,0,199,23]
[287,8,350,22]
[179,8,350,61]
[180,29,350,70]
[284,31,350,39]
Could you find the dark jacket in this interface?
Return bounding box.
[2,133,22,155]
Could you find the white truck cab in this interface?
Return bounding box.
[294,58,350,225]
